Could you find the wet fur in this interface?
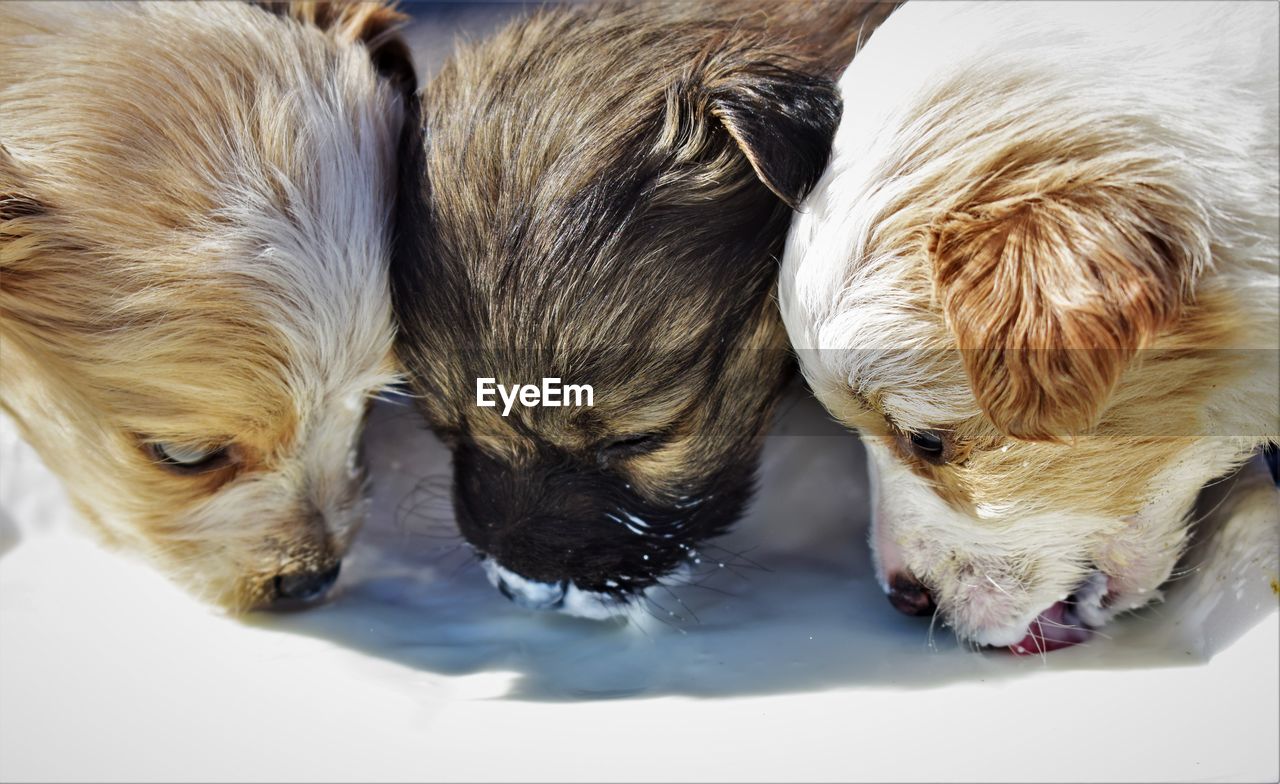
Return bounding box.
[0,1,413,609]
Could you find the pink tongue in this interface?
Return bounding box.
[1007,601,1092,655]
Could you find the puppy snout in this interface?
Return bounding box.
[272,561,341,603]
[887,571,936,617]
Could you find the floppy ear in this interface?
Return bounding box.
[264,1,416,94]
[929,184,1202,441]
[698,57,842,208]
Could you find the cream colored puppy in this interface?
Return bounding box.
[0,1,413,609]
[781,1,1278,652]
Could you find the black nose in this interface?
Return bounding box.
[273,562,341,602]
[887,572,936,616]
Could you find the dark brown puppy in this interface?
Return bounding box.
[392,1,893,618]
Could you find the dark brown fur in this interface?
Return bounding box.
[392,1,895,610]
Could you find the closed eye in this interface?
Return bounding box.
[145,441,232,475]
[598,432,665,465]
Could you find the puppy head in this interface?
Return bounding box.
[783,46,1276,649]
[393,6,841,617]
[0,1,413,609]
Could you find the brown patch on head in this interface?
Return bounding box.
[929,171,1206,441]
[834,281,1251,521]
[883,432,984,509]
[876,289,1251,520]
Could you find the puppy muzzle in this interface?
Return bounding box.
[269,561,341,606]
[485,560,568,610]
[481,558,643,620]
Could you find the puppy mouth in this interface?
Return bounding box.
[480,559,633,621]
[1007,572,1111,655]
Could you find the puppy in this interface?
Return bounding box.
[0,1,414,610]
[781,1,1279,651]
[392,1,893,618]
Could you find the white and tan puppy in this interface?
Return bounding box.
[781,1,1278,652]
[0,1,413,610]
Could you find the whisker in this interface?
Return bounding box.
[662,575,737,598]
[984,573,1015,599]
[701,543,771,572]
[638,595,684,634]
[656,583,699,624]
[926,604,941,652]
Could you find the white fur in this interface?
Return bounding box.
[481,559,632,621]
[781,1,1279,646]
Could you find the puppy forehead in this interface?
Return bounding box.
[806,343,978,435]
[411,12,783,302]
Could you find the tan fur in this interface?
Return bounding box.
[0,1,411,609]
[858,290,1251,518]
[261,1,415,91]
[928,155,1206,441]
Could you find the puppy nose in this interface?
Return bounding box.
[273,562,341,602]
[496,576,567,611]
[887,572,936,616]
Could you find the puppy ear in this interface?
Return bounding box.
[264,1,416,94]
[929,186,1201,440]
[699,58,842,208]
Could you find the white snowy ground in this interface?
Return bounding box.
[1,389,1276,783]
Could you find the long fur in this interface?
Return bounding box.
[392,0,894,617]
[780,1,1278,646]
[0,1,413,609]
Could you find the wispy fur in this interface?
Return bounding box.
[0,1,413,609]
[393,0,894,616]
[781,1,1278,646]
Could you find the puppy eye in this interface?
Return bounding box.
[599,433,663,462]
[906,430,948,464]
[147,442,229,474]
